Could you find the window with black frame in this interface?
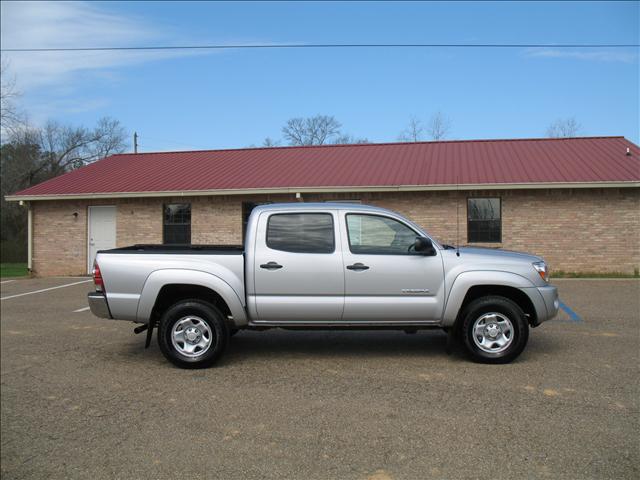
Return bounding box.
[346,214,419,255]
[266,213,334,253]
[163,203,191,244]
[467,198,501,243]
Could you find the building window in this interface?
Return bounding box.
[467,198,501,243]
[346,214,419,255]
[163,203,191,244]
[266,213,335,253]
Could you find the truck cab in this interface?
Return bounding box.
[246,203,445,324]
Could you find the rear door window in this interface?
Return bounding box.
[266,213,335,253]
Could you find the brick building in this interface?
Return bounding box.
[6,136,640,277]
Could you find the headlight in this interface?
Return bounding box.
[533,261,549,282]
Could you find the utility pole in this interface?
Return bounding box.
[133,132,138,154]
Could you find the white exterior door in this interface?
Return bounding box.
[88,206,116,273]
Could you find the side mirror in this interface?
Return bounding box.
[414,236,436,256]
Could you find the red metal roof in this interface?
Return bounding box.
[9,136,640,198]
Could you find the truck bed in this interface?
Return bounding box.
[95,245,246,322]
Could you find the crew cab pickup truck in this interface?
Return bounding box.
[89,203,559,368]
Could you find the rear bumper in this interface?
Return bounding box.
[88,292,112,319]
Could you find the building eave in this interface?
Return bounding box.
[5,181,640,202]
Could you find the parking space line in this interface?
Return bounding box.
[0,280,92,301]
[559,301,583,322]
[74,306,91,312]
[0,280,16,285]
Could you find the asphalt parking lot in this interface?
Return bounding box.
[1,278,638,479]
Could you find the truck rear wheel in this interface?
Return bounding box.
[157,299,228,369]
[460,296,529,364]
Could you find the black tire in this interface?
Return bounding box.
[157,299,228,369]
[460,295,529,364]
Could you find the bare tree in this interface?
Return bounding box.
[92,117,129,159]
[282,115,343,146]
[399,113,451,142]
[398,117,424,142]
[262,137,280,147]
[426,111,451,140]
[35,117,128,175]
[1,61,23,135]
[3,117,128,187]
[332,134,370,145]
[546,117,581,138]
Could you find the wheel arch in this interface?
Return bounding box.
[136,269,247,327]
[442,271,538,327]
[455,285,537,327]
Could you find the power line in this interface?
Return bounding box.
[2,43,638,53]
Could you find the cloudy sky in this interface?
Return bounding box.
[1,1,638,150]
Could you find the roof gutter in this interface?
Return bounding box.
[5,181,640,202]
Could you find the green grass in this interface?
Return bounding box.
[0,263,28,278]
[551,270,640,279]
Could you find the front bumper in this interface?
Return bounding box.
[537,285,559,323]
[88,292,112,319]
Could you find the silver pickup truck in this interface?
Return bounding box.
[89,203,558,368]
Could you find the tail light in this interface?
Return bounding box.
[93,260,105,292]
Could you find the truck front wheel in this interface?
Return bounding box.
[158,300,229,369]
[460,296,529,364]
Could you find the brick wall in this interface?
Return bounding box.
[116,198,163,246]
[29,188,639,276]
[31,200,90,276]
[191,196,243,244]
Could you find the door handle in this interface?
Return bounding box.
[260,261,283,270]
[346,263,369,271]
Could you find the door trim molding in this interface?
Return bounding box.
[248,319,441,327]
